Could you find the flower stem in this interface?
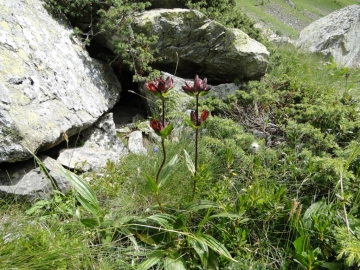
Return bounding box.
[192,94,199,201]
[155,192,165,213]
[161,96,165,127]
[154,96,167,211]
[156,138,166,185]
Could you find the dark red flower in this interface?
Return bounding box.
[190,110,197,125]
[145,76,174,96]
[150,118,163,133]
[182,75,211,96]
[200,110,209,122]
[190,110,210,126]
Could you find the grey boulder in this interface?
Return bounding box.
[0,0,121,163]
[100,9,269,82]
[296,5,360,68]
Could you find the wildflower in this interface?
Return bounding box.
[182,75,211,96]
[145,76,174,96]
[153,146,159,152]
[190,110,209,126]
[150,118,163,133]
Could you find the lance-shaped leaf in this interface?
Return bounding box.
[144,173,158,193]
[158,154,178,188]
[184,149,195,175]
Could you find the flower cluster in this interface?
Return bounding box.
[145,76,174,97]
[190,110,209,126]
[182,75,211,96]
[183,75,211,128]
[145,76,174,138]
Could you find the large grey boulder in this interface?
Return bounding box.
[0,0,121,163]
[296,5,360,68]
[100,9,269,83]
[57,113,128,172]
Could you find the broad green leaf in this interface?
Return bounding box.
[189,237,209,268]
[160,122,173,139]
[158,154,178,188]
[57,164,98,204]
[183,149,195,175]
[144,173,158,193]
[183,200,219,212]
[80,218,100,228]
[134,231,157,246]
[321,262,344,270]
[77,195,101,219]
[196,233,236,262]
[147,213,176,229]
[138,250,165,270]
[208,212,249,223]
[184,118,197,129]
[164,252,187,270]
[199,91,210,96]
[54,162,102,219]
[25,200,50,215]
[293,236,310,254]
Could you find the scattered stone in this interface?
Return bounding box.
[128,131,147,155]
[286,0,296,9]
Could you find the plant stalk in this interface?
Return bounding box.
[155,192,165,213]
[156,138,167,185]
[154,95,167,211]
[192,94,199,201]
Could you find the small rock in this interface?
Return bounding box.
[128,131,147,155]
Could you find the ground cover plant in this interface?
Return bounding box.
[2,1,360,269]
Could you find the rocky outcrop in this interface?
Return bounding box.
[100,9,269,83]
[0,0,122,163]
[296,5,360,68]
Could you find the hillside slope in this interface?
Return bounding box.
[236,0,360,39]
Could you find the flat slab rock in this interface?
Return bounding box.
[57,113,128,172]
[0,155,70,200]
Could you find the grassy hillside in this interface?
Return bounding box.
[236,0,360,39]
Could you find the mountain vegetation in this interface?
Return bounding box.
[1,0,360,269]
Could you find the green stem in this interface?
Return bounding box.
[155,192,165,213]
[156,138,166,185]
